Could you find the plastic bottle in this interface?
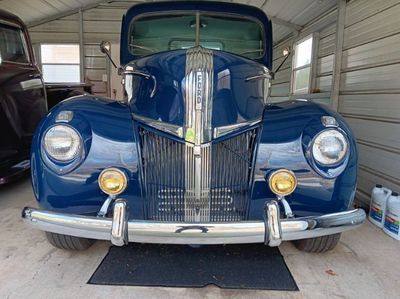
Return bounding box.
[368,184,392,228]
[383,192,400,240]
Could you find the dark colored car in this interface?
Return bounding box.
[23,1,366,253]
[0,9,47,184]
[0,9,90,184]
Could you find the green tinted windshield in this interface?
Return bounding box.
[129,13,264,59]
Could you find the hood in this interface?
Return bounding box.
[125,46,269,144]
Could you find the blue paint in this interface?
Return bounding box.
[30,1,358,222]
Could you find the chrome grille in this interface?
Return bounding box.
[138,127,258,222]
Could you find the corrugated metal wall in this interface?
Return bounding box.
[339,0,400,206]
[270,0,400,207]
[270,7,338,106]
[29,2,132,97]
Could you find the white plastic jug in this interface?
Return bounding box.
[369,184,392,228]
[383,192,400,240]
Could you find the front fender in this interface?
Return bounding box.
[250,100,357,218]
[31,95,143,217]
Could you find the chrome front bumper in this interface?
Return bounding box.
[22,200,366,247]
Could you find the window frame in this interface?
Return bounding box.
[0,20,31,65]
[127,11,266,60]
[290,34,314,95]
[39,43,81,83]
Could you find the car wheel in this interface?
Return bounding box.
[293,233,341,253]
[46,232,95,250]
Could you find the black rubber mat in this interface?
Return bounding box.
[88,243,298,290]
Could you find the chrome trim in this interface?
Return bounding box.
[266,200,282,246]
[22,205,366,246]
[111,199,128,246]
[123,70,157,98]
[321,116,339,127]
[132,113,184,138]
[213,119,261,139]
[184,46,214,144]
[245,73,272,82]
[138,127,257,222]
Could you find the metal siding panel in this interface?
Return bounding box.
[85,57,107,69]
[317,54,334,74]
[83,8,126,21]
[343,3,400,49]
[29,20,79,33]
[340,64,400,93]
[29,32,79,43]
[342,33,400,70]
[273,68,291,84]
[84,20,122,34]
[345,117,400,151]
[358,144,400,186]
[345,0,400,27]
[339,94,400,120]
[318,33,335,56]
[315,75,332,92]
[270,82,290,97]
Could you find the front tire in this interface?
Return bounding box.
[293,233,341,253]
[46,232,95,250]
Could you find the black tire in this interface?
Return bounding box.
[46,232,95,250]
[293,233,341,253]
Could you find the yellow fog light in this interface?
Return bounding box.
[269,169,297,197]
[98,168,127,196]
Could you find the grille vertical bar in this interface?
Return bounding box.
[139,127,258,222]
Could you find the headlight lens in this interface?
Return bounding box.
[44,125,82,161]
[98,168,128,195]
[269,169,297,197]
[312,129,348,165]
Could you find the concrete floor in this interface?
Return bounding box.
[1,178,400,299]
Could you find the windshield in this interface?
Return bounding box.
[129,13,264,59]
[0,23,29,64]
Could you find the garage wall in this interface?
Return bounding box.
[339,0,400,206]
[271,0,400,207]
[270,7,338,106]
[29,2,133,98]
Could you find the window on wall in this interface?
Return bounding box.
[292,35,313,94]
[40,44,80,83]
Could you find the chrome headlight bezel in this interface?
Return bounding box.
[311,129,349,167]
[42,124,83,163]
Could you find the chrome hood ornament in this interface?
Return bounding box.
[183,46,214,145]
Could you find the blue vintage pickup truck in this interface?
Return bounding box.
[22,1,365,252]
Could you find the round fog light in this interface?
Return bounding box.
[98,168,127,196]
[269,169,297,197]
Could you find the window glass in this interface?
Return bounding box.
[129,13,264,59]
[293,67,310,94]
[41,44,80,64]
[294,37,312,68]
[0,23,29,63]
[41,44,80,83]
[292,35,313,94]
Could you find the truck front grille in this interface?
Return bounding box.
[138,127,258,222]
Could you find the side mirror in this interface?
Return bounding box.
[100,41,119,70]
[272,46,291,79]
[100,41,111,54]
[282,47,290,57]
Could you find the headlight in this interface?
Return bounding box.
[269,169,297,197]
[98,168,128,195]
[43,125,82,161]
[312,129,348,165]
